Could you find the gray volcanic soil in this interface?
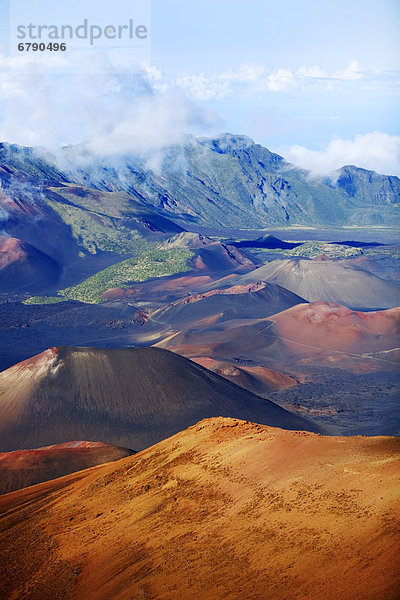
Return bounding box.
[150,281,305,330]
[270,367,400,436]
[239,258,400,309]
[0,346,323,452]
[0,300,154,372]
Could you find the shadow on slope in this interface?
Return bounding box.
[0,346,324,452]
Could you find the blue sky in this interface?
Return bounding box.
[150,0,400,150]
[152,0,399,72]
[0,0,399,174]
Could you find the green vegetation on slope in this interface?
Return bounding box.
[60,246,193,303]
[23,296,67,305]
[245,242,363,261]
[47,200,144,255]
[362,246,400,259]
[24,246,193,305]
[279,242,363,259]
[246,240,400,261]
[275,241,400,259]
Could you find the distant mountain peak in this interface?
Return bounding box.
[1,136,399,231]
[199,132,255,148]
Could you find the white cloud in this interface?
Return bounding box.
[219,63,269,83]
[0,51,219,153]
[175,63,298,99]
[0,52,397,180]
[267,69,295,92]
[298,65,329,78]
[175,63,299,99]
[334,60,362,80]
[279,132,400,177]
[169,60,374,100]
[297,61,362,81]
[175,63,272,101]
[175,73,231,101]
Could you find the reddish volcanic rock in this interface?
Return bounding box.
[150,281,304,332]
[150,275,212,292]
[109,275,214,305]
[0,440,135,494]
[194,255,207,269]
[176,281,268,306]
[0,235,61,292]
[5,346,59,374]
[100,287,135,300]
[269,301,400,356]
[315,253,332,261]
[156,299,400,376]
[192,356,297,395]
[0,236,26,268]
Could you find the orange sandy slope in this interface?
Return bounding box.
[0,417,399,600]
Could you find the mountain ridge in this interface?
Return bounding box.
[1,134,399,235]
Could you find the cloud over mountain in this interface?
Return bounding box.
[0,52,219,153]
[279,132,400,177]
[0,51,398,176]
